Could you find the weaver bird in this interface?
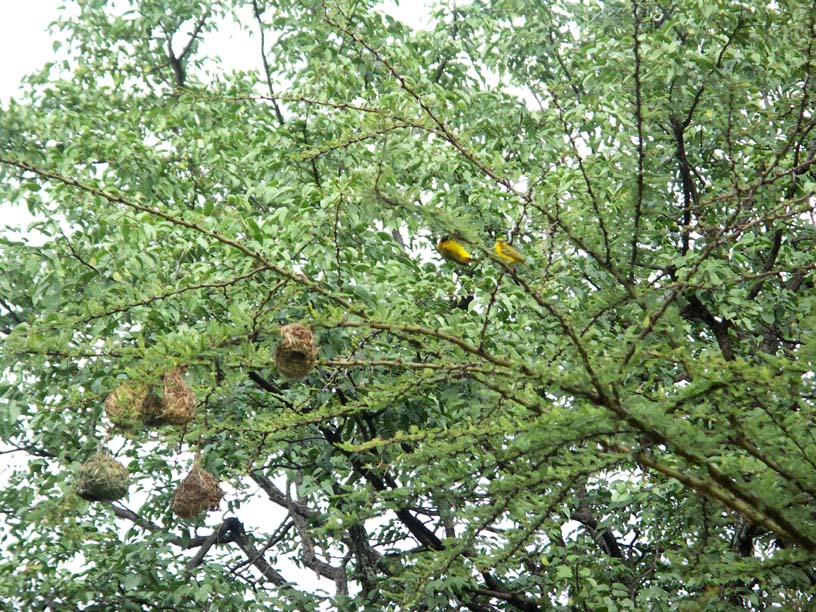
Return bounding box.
[437,237,473,265]
[494,238,526,265]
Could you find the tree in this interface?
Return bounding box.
[1,0,815,609]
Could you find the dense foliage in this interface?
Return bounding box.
[1,0,815,609]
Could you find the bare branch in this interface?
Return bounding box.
[251,0,285,125]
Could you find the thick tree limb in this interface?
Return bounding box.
[166,11,210,88]
[231,531,288,586]
[110,503,170,540]
[186,517,246,570]
[571,507,625,559]
[679,294,735,361]
[251,472,316,519]
[290,503,347,584]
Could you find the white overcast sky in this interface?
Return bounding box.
[0,1,63,103]
[0,3,63,230]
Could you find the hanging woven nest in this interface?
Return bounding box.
[171,460,223,518]
[104,382,161,429]
[275,324,318,379]
[76,451,130,502]
[148,367,196,426]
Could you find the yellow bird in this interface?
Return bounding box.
[494,238,526,265]
[437,237,474,265]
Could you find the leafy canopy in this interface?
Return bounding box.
[1,0,815,610]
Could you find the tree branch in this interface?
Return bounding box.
[251,0,285,125]
[571,507,625,559]
[186,517,246,570]
[629,0,645,277]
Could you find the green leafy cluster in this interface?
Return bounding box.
[1,0,815,610]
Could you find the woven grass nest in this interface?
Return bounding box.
[150,367,197,426]
[104,367,195,428]
[275,324,318,379]
[76,451,129,502]
[104,382,160,429]
[172,460,223,518]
